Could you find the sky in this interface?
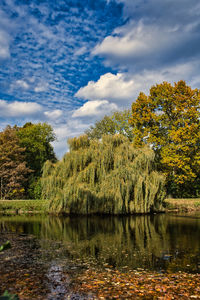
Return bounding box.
[1,0,200,158]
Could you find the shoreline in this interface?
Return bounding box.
[0,198,200,216]
[164,198,200,212]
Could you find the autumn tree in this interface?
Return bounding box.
[129,80,200,197]
[0,126,31,199]
[85,110,134,140]
[16,122,57,198]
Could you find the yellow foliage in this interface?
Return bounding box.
[130,80,200,192]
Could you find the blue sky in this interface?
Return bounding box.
[1,0,200,158]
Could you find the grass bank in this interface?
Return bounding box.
[1,198,200,215]
[0,200,48,215]
[164,198,200,212]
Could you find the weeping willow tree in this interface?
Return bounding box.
[41,134,166,214]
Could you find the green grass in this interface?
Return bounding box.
[164,198,200,212]
[2,198,199,215]
[0,199,49,215]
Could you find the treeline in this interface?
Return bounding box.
[41,80,200,216]
[85,80,200,198]
[0,123,56,199]
[1,80,200,211]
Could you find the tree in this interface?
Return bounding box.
[129,80,200,197]
[16,122,57,198]
[41,134,165,214]
[85,110,134,140]
[0,126,31,199]
[17,122,56,176]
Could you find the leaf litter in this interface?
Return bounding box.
[0,232,199,299]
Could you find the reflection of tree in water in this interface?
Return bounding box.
[39,215,200,272]
[0,215,199,272]
[0,215,43,235]
[163,215,200,273]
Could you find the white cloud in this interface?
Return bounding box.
[75,61,199,108]
[116,0,200,22]
[93,21,151,58]
[0,100,42,117]
[75,73,139,105]
[44,109,63,119]
[0,28,10,59]
[128,61,199,94]
[16,80,29,89]
[34,82,49,92]
[74,46,87,56]
[92,7,200,72]
[0,99,65,122]
[72,100,118,117]
[93,21,185,62]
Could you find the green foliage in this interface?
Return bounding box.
[0,241,11,252]
[15,122,57,198]
[0,123,56,199]
[17,122,57,177]
[85,110,134,140]
[194,201,200,208]
[0,291,19,300]
[0,126,31,199]
[27,177,42,199]
[42,134,166,214]
[130,80,200,197]
[0,200,48,214]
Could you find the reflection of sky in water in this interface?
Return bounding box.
[0,214,200,273]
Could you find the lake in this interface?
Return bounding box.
[0,213,200,274]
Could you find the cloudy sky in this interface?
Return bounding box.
[0,0,200,158]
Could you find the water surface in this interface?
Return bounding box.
[0,213,199,273]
